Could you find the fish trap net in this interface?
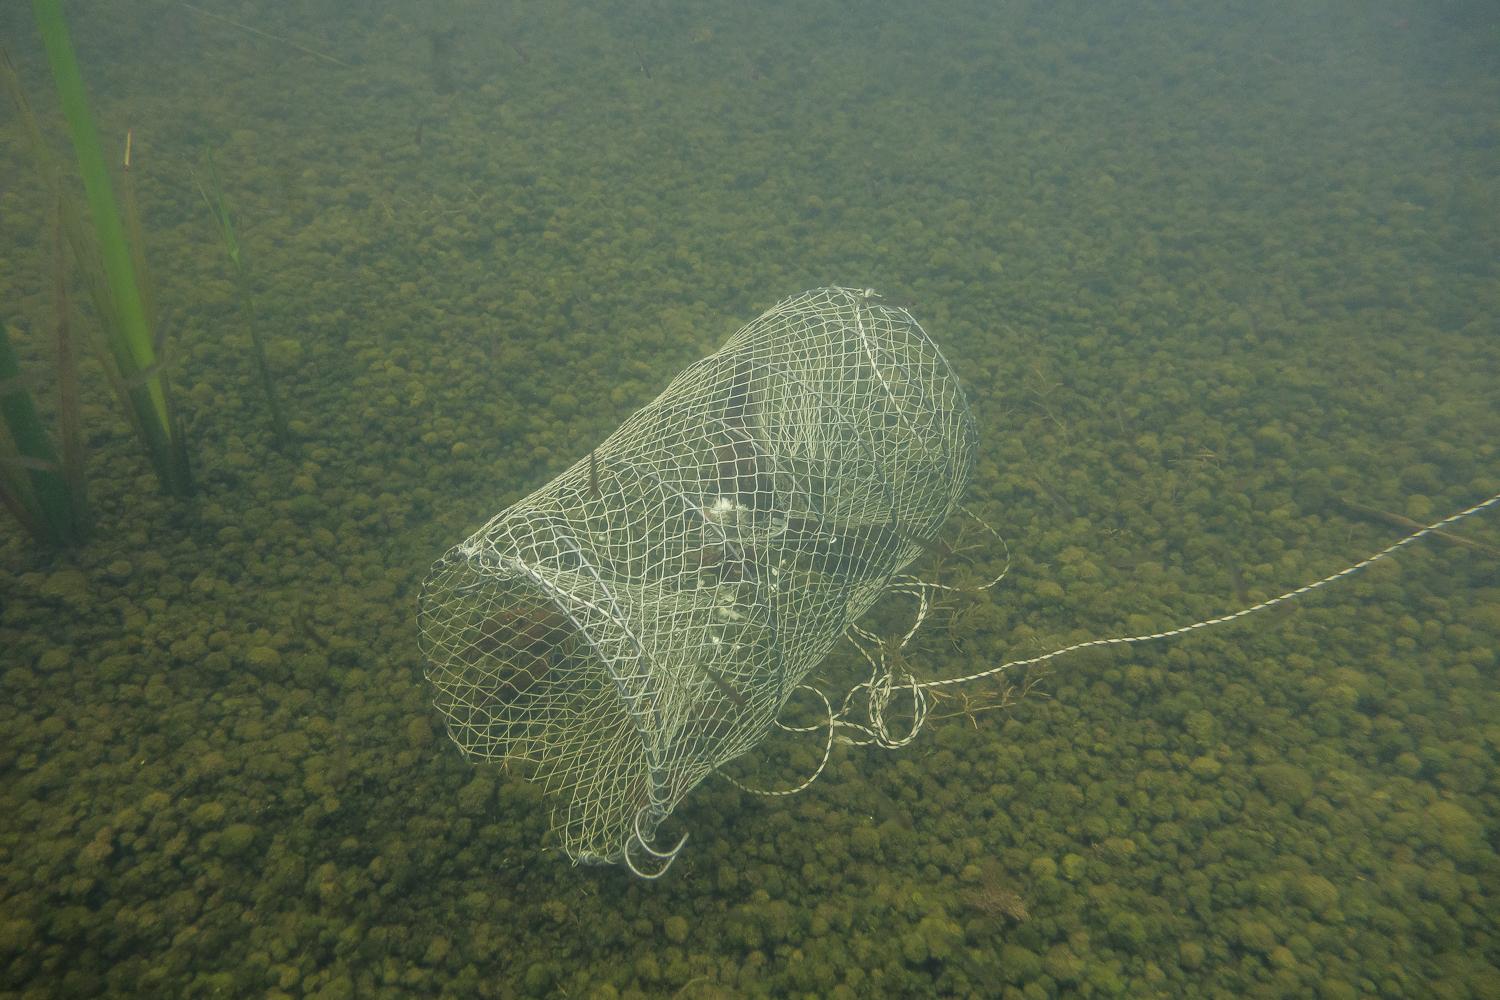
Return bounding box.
[418,287,975,874]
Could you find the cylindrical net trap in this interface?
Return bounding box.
[418,287,975,874]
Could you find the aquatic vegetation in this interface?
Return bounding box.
[0,308,84,546]
[194,152,291,450]
[21,0,191,496]
[0,0,1496,997]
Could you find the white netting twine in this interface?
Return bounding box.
[418,288,976,875]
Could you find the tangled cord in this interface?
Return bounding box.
[731,491,1500,799]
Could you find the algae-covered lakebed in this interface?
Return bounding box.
[2,1,1498,996]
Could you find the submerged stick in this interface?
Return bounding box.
[1338,497,1500,558]
[177,1,351,68]
[697,663,746,708]
[53,204,86,536]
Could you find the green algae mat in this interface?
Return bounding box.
[2,1,1497,997]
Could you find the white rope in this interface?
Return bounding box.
[736,490,1499,801]
[722,685,838,797]
[921,490,1500,691]
[621,807,689,879]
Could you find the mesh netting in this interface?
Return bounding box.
[418,287,975,873]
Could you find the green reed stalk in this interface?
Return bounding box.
[195,152,291,450]
[31,0,191,495]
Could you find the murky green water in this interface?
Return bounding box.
[2,1,1497,996]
